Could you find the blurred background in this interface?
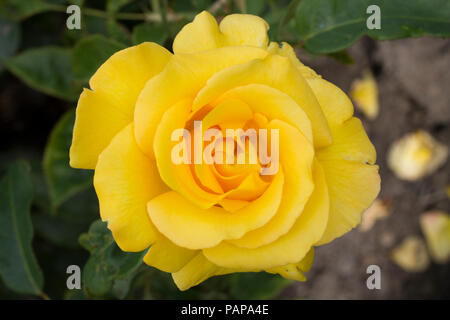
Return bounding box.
[0,0,449,299]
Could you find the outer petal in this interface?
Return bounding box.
[316,117,376,165]
[134,46,268,157]
[173,11,222,54]
[203,161,329,269]
[144,236,197,273]
[70,42,171,169]
[173,11,269,54]
[94,124,168,252]
[219,14,269,48]
[315,114,379,245]
[266,248,315,281]
[306,77,354,127]
[172,253,236,291]
[317,160,380,245]
[172,249,314,291]
[229,119,314,248]
[267,42,318,79]
[147,170,284,250]
[310,76,379,244]
[193,54,332,148]
[316,160,380,245]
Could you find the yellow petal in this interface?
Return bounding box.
[391,236,430,272]
[156,98,246,205]
[173,11,222,54]
[194,99,255,195]
[387,130,448,181]
[267,264,306,282]
[349,70,379,120]
[202,98,253,130]
[143,235,197,273]
[173,11,268,54]
[211,164,250,191]
[225,171,269,201]
[70,42,171,169]
[316,160,380,245]
[153,98,225,208]
[296,247,315,272]
[213,84,313,144]
[94,124,168,251]
[147,170,284,250]
[219,199,249,212]
[229,119,314,248]
[194,163,224,194]
[420,211,450,264]
[172,253,235,291]
[266,248,315,282]
[203,161,328,269]
[267,42,318,79]
[359,199,391,232]
[219,14,269,48]
[193,54,331,148]
[134,46,268,157]
[306,77,354,127]
[316,117,376,165]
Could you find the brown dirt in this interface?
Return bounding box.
[280,36,450,299]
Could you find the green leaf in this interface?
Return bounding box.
[111,269,138,299]
[228,272,291,299]
[327,49,355,64]
[64,15,114,45]
[0,16,21,71]
[106,0,134,12]
[30,158,97,249]
[69,0,85,6]
[33,213,91,249]
[72,35,125,82]
[1,0,53,21]
[128,268,291,299]
[277,0,301,40]
[132,23,169,45]
[107,19,131,45]
[79,220,146,297]
[296,0,450,54]
[4,47,77,100]
[82,15,108,35]
[265,7,301,42]
[0,161,44,296]
[64,288,87,300]
[129,267,204,299]
[32,188,98,248]
[191,0,213,11]
[248,0,267,15]
[43,109,93,209]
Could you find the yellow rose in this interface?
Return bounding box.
[70,11,380,291]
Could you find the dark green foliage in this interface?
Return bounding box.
[0,0,448,300]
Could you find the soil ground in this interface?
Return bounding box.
[281,36,450,299]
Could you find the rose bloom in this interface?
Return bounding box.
[70,11,380,290]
